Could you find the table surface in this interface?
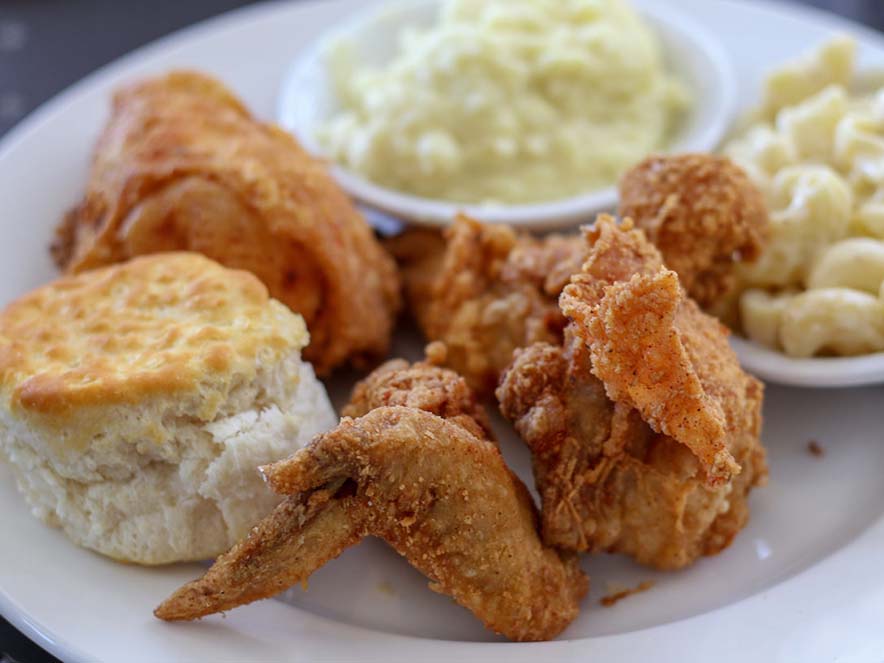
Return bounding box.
[0,0,881,660]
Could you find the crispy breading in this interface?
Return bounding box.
[52,71,400,375]
[343,356,495,442]
[0,252,304,421]
[497,216,767,569]
[0,251,338,565]
[387,214,585,397]
[618,154,768,308]
[155,361,587,642]
[562,216,758,484]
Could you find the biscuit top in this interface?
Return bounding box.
[0,252,308,421]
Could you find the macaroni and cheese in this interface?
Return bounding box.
[725,37,884,357]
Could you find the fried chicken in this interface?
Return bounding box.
[618,153,769,309]
[52,71,400,375]
[343,355,495,442]
[497,216,767,570]
[155,359,587,642]
[387,214,585,397]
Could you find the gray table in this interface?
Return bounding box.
[0,0,880,660]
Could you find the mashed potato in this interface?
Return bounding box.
[319,0,689,205]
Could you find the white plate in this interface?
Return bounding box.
[1,1,884,661]
[277,0,737,229]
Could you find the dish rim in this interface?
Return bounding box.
[731,336,884,387]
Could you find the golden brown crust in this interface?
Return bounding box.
[0,252,305,420]
[618,153,769,308]
[54,70,399,374]
[156,361,587,642]
[561,216,749,485]
[497,216,767,569]
[387,214,585,397]
[343,357,495,442]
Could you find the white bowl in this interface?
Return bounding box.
[278,0,738,230]
[731,336,884,388]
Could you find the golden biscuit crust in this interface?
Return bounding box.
[0,252,307,421]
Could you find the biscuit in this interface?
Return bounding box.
[0,252,337,564]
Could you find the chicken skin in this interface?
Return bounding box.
[52,71,400,375]
[618,153,769,309]
[156,359,587,642]
[497,216,767,569]
[388,215,585,397]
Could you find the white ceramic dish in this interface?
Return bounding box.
[732,337,884,388]
[2,1,884,662]
[278,0,737,229]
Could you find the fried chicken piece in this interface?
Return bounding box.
[343,355,495,442]
[155,361,587,642]
[563,216,757,484]
[52,71,400,375]
[618,154,769,308]
[497,216,767,569]
[387,214,585,397]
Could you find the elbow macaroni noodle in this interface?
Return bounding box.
[724,37,884,357]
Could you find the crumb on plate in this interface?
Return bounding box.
[377,580,396,597]
[600,580,655,607]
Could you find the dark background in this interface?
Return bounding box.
[0,0,881,661]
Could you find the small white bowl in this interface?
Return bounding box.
[278,0,738,230]
[731,337,884,388]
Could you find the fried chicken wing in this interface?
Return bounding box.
[618,154,768,308]
[387,214,585,396]
[497,216,767,569]
[156,361,587,642]
[52,71,400,375]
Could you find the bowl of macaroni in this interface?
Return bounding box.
[724,37,884,386]
[279,0,736,229]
